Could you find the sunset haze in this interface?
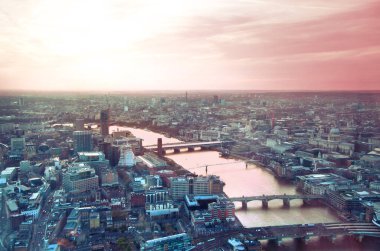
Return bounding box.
[0,0,379,91]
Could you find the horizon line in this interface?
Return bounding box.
[1,88,380,94]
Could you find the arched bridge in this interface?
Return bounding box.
[229,194,325,209]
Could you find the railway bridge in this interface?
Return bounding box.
[193,222,380,250]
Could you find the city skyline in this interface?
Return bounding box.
[1,0,380,92]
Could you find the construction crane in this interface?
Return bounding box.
[187,161,248,174]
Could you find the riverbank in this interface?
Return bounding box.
[112,121,182,140]
[111,125,342,228]
[112,124,245,228]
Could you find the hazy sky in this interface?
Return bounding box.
[0,0,379,91]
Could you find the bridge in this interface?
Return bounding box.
[229,194,324,209]
[193,222,380,250]
[144,140,234,155]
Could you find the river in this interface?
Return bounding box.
[110,125,339,227]
[110,126,380,250]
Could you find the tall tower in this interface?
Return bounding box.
[157,138,163,156]
[100,109,110,136]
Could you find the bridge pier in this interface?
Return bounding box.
[294,236,308,246]
[356,235,364,243]
[173,148,180,154]
[188,147,195,152]
[283,198,290,208]
[303,199,310,206]
[267,238,281,246]
[242,200,248,210]
[262,199,269,209]
[328,235,336,243]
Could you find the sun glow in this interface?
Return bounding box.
[0,0,379,91]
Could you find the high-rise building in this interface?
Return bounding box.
[73,131,92,152]
[100,109,110,136]
[157,138,163,156]
[109,145,120,167]
[74,118,85,131]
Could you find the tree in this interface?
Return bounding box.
[116,237,132,251]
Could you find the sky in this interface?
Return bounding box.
[0,0,379,92]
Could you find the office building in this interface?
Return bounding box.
[170,176,223,200]
[73,131,92,152]
[62,164,99,193]
[100,109,110,136]
[170,177,189,201]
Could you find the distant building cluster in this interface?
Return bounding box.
[0,92,379,250]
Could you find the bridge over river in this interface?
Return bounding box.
[229,194,325,209]
[144,140,234,154]
[193,222,380,250]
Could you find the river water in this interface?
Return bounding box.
[110,126,339,227]
[110,126,380,250]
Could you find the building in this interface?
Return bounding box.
[77,151,109,167]
[100,171,119,187]
[228,238,245,251]
[1,167,17,181]
[100,109,110,136]
[11,137,25,155]
[296,173,356,195]
[63,164,99,193]
[170,176,223,201]
[141,233,192,251]
[74,118,85,131]
[146,188,169,204]
[145,202,179,220]
[45,244,60,251]
[327,189,380,213]
[131,192,146,208]
[208,198,235,223]
[188,195,236,227]
[0,123,15,134]
[90,211,100,229]
[19,160,30,173]
[170,177,189,201]
[200,130,220,141]
[73,131,92,152]
[112,137,143,155]
[118,144,135,167]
